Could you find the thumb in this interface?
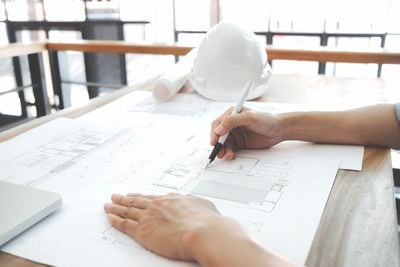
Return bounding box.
[215,111,254,135]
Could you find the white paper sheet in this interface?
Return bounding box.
[0,92,361,266]
[1,130,340,265]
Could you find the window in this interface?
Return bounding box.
[325,0,388,33]
[0,92,22,116]
[120,0,153,21]
[86,0,120,20]
[48,30,88,107]
[329,37,381,48]
[387,0,400,33]
[381,35,400,87]
[272,60,319,75]
[385,35,400,50]
[273,36,320,48]
[175,0,209,31]
[177,33,206,46]
[0,58,20,116]
[219,0,269,32]
[5,0,45,21]
[123,24,146,42]
[0,1,6,21]
[0,58,16,92]
[43,0,85,21]
[269,0,325,32]
[16,30,46,42]
[0,22,8,45]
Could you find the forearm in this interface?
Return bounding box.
[279,104,400,149]
[184,216,298,267]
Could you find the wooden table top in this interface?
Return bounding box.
[0,74,398,267]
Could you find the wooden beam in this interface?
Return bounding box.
[46,40,193,56]
[46,40,400,64]
[0,42,46,59]
[267,47,400,64]
[0,40,398,65]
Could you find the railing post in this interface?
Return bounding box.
[49,50,69,110]
[28,53,50,116]
[377,35,386,78]
[6,22,28,118]
[267,33,273,67]
[318,33,328,75]
[117,22,128,86]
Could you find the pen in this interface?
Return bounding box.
[205,80,254,169]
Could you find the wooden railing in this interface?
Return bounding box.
[0,41,46,59]
[45,40,400,64]
[2,40,399,64]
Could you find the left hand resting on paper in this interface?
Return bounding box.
[104,193,298,267]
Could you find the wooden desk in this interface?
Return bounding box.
[0,74,398,267]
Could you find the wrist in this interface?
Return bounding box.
[181,214,225,264]
[182,215,297,267]
[277,113,297,141]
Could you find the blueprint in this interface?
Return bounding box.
[0,90,362,266]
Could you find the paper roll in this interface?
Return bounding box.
[152,48,196,102]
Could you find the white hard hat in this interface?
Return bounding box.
[188,22,272,101]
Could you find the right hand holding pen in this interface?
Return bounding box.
[210,107,284,160]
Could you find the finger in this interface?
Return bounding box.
[217,146,225,159]
[104,203,142,221]
[224,142,235,160]
[210,132,219,146]
[126,193,159,200]
[215,106,235,123]
[107,214,138,236]
[217,109,255,135]
[210,107,234,145]
[111,194,149,209]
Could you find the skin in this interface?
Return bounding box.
[210,104,400,159]
[104,193,297,267]
[105,103,400,266]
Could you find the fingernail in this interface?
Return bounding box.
[215,124,225,134]
[104,203,111,210]
[111,193,122,199]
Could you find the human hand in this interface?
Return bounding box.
[104,192,298,267]
[210,107,284,160]
[104,193,222,261]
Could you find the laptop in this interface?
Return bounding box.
[0,180,62,246]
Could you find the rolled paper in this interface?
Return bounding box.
[152,48,196,102]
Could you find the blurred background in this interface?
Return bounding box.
[0,0,399,119]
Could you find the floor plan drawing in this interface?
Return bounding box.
[2,127,120,187]
[154,148,296,213]
[15,128,117,173]
[95,225,144,251]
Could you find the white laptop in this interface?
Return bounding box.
[0,181,62,246]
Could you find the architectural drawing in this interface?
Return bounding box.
[154,148,295,213]
[95,225,144,251]
[4,127,120,186]
[14,128,117,173]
